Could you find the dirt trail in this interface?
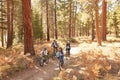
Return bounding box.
[3,41,120,80]
[6,59,60,80]
[4,45,80,80]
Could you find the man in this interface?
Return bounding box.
[51,40,58,59]
[66,41,71,57]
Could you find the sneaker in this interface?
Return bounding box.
[44,63,47,65]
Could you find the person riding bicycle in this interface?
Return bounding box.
[66,41,71,57]
[40,48,48,63]
[51,40,58,55]
[56,47,64,67]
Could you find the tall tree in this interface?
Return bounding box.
[102,0,107,41]
[95,0,101,45]
[46,0,50,41]
[91,15,95,41]
[0,0,4,47]
[6,0,10,48]
[10,0,14,45]
[73,2,77,37]
[69,0,72,38]
[22,0,35,55]
[54,0,58,39]
[7,0,14,48]
[40,1,43,40]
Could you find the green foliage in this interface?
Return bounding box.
[32,13,43,40]
[14,0,24,43]
[107,1,120,36]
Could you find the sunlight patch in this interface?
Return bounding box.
[70,47,80,55]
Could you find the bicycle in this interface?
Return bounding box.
[39,55,49,67]
[51,47,58,60]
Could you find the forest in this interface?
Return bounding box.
[0,0,120,80]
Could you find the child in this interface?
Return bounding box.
[41,48,48,57]
[51,40,58,54]
[56,47,64,66]
[40,48,48,64]
[66,41,71,57]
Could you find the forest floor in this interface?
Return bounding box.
[2,41,80,80]
[1,37,120,80]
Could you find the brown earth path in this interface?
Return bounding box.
[3,44,80,80]
[3,41,120,80]
[10,59,60,80]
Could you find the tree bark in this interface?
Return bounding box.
[46,0,50,41]
[64,0,67,37]
[54,0,58,39]
[0,0,4,47]
[102,0,107,41]
[10,0,14,46]
[22,0,35,55]
[6,0,14,48]
[40,1,43,41]
[1,29,4,47]
[7,0,12,48]
[92,18,95,41]
[69,0,72,38]
[95,0,102,46]
[73,4,77,37]
[80,25,82,36]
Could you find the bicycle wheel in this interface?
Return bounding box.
[45,56,49,64]
[52,53,56,60]
[40,57,44,67]
[51,48,56,60]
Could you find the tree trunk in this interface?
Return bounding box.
[1,29,4,47]
[46,0,50,41]
[5,31,7,44]
[69,0,72,38]
[7,0,12,48]
[0,0,4,47]
[102,0,107,41]
[92,19,95,41]
[95,0,102,46]
[54,0,58,39]
[91,12,95,40]
[6,0,14,48]
[80,25,82,36]
[10,0,14,46]
[22,0,35,55]
[64,0,67,37]
[73,4,77,37]
[40,1,43,41]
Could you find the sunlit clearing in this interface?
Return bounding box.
[70,47,80,55]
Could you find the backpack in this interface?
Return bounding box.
[56,51,63,57]
[53,42,58,48]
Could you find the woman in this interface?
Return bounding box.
[56,47,64,67]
